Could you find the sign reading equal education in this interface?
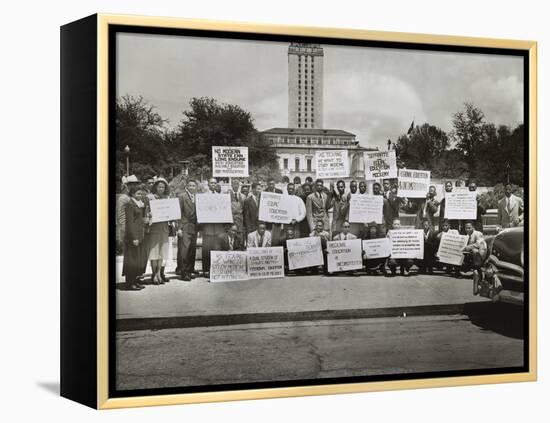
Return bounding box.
[437,232,469,266]
[397,169,431,198]
[195,193,233,223]
[348,194,383,224]
[258,192,293,224]
[286,237,324,270]
[212,146,249,177]
[444,191,478,220]
[149,198,181,223]
[315,150,350,179]
[388,229,424,259]
[364,150,397,179]
[327,239,363,273]
[209,251,248,282]
[247,247,285,279]
[362,238,392,259]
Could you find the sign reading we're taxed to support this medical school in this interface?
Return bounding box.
[315,150,350,179]
[212,146,249,177]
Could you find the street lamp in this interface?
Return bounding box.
[124,145,130,177]
[387,139,392,151]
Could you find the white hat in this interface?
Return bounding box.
[126,174,140,183]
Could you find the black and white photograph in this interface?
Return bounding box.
[112,28,529,394]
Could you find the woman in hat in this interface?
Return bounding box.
[146,178,172,284]
[122,184,148,290]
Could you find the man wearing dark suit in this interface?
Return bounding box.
[229,178,246,245]
[438,181,460,231]
[265,178,283,195]
[200,178,225,279]
[414,185,440,229]
[218,224,244,251]
[243,182,261,238]
[467,181,486,233]
[416,218,438,274]
[177,179,198,281]
[331,180,349,236]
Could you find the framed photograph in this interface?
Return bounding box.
[60,14,537,409]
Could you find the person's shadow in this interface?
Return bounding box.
[36,381,59,396]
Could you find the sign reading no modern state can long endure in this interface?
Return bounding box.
[212,146,249,177]
[315,150,350,179]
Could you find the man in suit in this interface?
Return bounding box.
[414,185,440,229]
[243,182,261,238]
[461,221,486,273]
[263,178,283,244]
[310,219,330,274]
[306,179,331,233]
[372,182,392,234]
[265,178,283,194]
[177,179,198,281]
[247,222,272,248]
[229,178,245,245]
[467,181,486,233]
[497,183,524,229]
[416,218,438,274]
[333,221,357,240]
[218,224,244,251]
[438,181,460,232]
[200,177,225,279]
[331,180,350,236]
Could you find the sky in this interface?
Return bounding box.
[117,32,524,150]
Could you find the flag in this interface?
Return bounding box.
[407,120,414,134]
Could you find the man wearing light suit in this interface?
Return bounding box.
[306,179,331,233]
[247,222,272,248]
[177,179,198,281]
[497,183,524,229]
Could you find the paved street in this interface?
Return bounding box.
[116,303,524,391]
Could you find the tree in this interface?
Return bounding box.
[451,103,486,179]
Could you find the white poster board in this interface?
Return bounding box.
[326,239,363,273]
[196,193,233,223]
[212,146,249,177]
[364,150,397,179]
[348,194,383,224]
[149,198,181,223]
[209,251,248,282]
[315,150,350,179]
[258,192,293,224]
[397,169,431,198]
[444,191,477,220]
[247,247,285,279]
[437,232,469,266]
[287,237,324,270]
[362,238,392,259]
[388,229,424,259]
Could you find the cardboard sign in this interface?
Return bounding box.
[348,194,383,224]
[388,229,424,259]
[362,238,392,259]
[397,169,431,198]
[212,146,249,177]
[247,247,285,279]
[437,232,469,266]
[315,150,350,179]
[286,237,324,270]
[327,239,363,273]
[258,192,293,224]
[444,191,477,220]
[364,151,397,179]
[149,198,181,223]
[209,251,248,282]
[195,193,233,223]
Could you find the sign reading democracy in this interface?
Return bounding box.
[315,150,350,179]
[437,232,469,266]
[247,247,285,279]
[364,150,397,179]
[149,198,181,223]
[209,251,248,282]
[397,169,431,198]
[362,238,392,259]
[258,192,293,224]
[195,193,233,223]
[348,194,383,224]
[286,237,324,270]
[212,146,249,177]
[388,229,424,259]
[444,191,478,220]
[326,239,363,273]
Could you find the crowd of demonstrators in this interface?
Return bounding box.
[115,174,525,289]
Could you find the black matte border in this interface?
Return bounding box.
[107,23,530,399]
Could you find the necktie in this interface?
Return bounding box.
[507,197,511,213]
[259,234,263,246]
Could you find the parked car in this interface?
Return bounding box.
[473,226,524,305]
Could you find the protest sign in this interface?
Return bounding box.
[388,229,424,259]
[195,193,233,223]
[209,251,248,282]
[327,239,363,273]
[315,150,350,178]
[287,237,324,270]
[397,169,431,198]
[364,150,397,179]
[444,191,478,220]
[212,146,249,177]
[149,198,181,223]
[258,192,293,224]
[362,238,392,259]
[348,194,383,224]
[437,232,469,266]
[247,247,285,279]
